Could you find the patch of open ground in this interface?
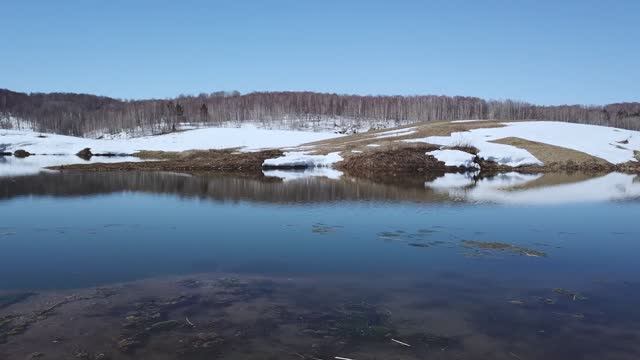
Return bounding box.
[304,120,503,156]
[337,143,444,175]
[491,137,613,171]
[48,149,283,175]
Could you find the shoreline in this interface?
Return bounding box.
[2,120,639,179]
[36,145,640,178]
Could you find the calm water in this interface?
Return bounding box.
[1,171,640,359]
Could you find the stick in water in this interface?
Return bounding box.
[391,338,411,347]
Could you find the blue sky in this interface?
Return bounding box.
[2,0,638,105]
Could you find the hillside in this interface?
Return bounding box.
[3,120,640,178]
[2,89,640,136]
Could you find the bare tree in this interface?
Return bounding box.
[1,88,638,136]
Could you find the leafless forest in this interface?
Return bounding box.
[1,88,639,136]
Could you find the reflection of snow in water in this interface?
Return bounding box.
[425,172,640,204]
[0,155,140,177]
[262,167,343,181]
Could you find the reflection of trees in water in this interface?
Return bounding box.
[0,171,451,203]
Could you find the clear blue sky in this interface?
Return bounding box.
[2,0,639,105]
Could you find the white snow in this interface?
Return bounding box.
[450,119,487,123]
[408,134,542,167]
[425,172,640,204]
[0,125,342,155]
[262,167,343,181]
[375,127,417,139]
[0,125,343,176]
[366,144,381,147]
[0,155,140,177]
[412,121,640,166]
[494,121,640,164]
[428,149,480,169]
[262,152,343,168]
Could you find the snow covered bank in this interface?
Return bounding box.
[0,155,140,177]
[0,125,343,155]
[0,126,343,177]
[425,172,640,204]
[262,152,343,168]
[427,149,480,169]
[412,121,640,166]
[408,134,542,167]
[375,127,417,139]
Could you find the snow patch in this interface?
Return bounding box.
[0,155,140,177]
[408,134,542,167]
[450,119,487,123]
[375,127,417,139]
[0,125,343,155]
[262,152,343,168]
[428,149,480,169]
[412,121,640,165]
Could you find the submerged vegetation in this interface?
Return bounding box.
[461,240,547,257]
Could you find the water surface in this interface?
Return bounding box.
[1,171,639,359]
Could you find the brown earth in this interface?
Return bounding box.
[13,150,31,158]
[491,137,615,172]
[49,149,284,175]
[306,120,503,156]
[337,143,445,175]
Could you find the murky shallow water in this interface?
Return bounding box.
[1,171,640,359]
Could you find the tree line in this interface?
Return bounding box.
[1,88,639,136]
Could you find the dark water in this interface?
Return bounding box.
[1,171,640,359]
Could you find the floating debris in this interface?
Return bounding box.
[378,230,448,250]
[312,223,343,234]
[186,317,195,327]
[408,243,429,248]
[147,320,180,332]
[552,312,585,320]
[378,231,403,240]
[462,240,547,257]
[553,288,587,301]
[391,338,411,347]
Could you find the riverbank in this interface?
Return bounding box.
[4,120,640,178]
[44,141,640,178]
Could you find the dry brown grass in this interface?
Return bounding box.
[492,137,608,165]
[337,143,444,175]
[49,149,283,174]
[303,120,502,156]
